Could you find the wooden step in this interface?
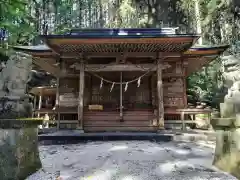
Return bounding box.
[84,126,157,132]
[84,120,154,127]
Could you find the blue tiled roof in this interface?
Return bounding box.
[40,28,199,39]
[12,44,229,53]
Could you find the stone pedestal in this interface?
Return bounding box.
[211,117,240,179]
[220,102,235,118]
[0,119,42,180]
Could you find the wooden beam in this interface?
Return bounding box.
[117,52,127,63]
[157,53,164,129]
[72,63,171,72]
[33,58,60,77]
[78,59,84,130]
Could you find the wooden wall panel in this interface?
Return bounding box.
[90,75,119,107]
[163,61,184,77]
[163,78,184,96]
[59,77,79,107]
[89,73,152,109]
[166,61,184,108]
[83,110,156,132]
[152,61,186,109]
[58,76,91,107]
[123,76,151,108]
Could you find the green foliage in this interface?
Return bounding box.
[1,0,35,40]
[187,61,227,108]
[178,0,240,107]
[1,0,238,108]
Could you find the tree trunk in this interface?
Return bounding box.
[194,0,202,44]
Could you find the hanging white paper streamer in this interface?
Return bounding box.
[110,82,115,92]
[100,78,103,89]
[137,77,141,87]
[124,82,128,92]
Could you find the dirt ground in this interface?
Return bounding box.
[26,141,237,180]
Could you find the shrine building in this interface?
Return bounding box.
[13,28,229,132]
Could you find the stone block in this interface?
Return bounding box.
[220,103,235,118]
[0,119,42,180]
[235,114,240,127]
[212,118,240,179]
[211,118,235,128]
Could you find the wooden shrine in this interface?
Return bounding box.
[13,28,229,132]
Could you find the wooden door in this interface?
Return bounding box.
[83,72,156,132]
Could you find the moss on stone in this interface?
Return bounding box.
[211,116,240,179]
[15,128,42,179]
[214,152,240,179]
[0,127,41,180]
[0,119,42,129]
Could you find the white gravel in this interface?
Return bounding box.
[26,141,237,180]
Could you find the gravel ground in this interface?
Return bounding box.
[26,141,237,180]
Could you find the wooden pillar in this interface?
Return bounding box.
[157,54,164,129]
[56,77,60,129]
[89,75,92,104]
[37,93,42,118]
[150,75,156,107]
[78,59,84,130]
[33,95,37,110]
[120,72,123,122]
[182,60,188,108]
[32,95,36,117]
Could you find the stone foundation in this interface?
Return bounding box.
[0,119,42,180]
[211,103,240,179]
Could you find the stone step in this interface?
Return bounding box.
[38,130,216,145]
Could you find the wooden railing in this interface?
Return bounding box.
[34,107,212,131]
[165,108,212,130]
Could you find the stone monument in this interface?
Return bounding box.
[211,55,240,179]
[0,51,33,118]
[0,51,42,180]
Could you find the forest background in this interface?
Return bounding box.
[1,0,240,108]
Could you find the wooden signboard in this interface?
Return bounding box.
[59,93,78,107]
[88,105,103,110]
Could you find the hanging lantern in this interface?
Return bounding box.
[124,82,128,92]
[110,82,115,92]
[137,77,141,87]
